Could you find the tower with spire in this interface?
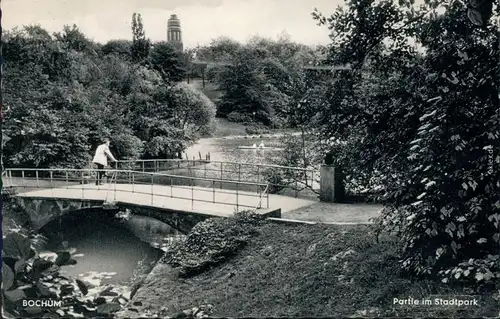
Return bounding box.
[167,14,183,51]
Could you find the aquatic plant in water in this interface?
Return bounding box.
[1,231,129,318]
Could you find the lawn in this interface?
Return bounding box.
[213,117,248,137]
[121,217,499,318]
[184,79,223,104]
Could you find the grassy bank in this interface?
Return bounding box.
[121,214,499,318]
[212,117,292,138]
[212,117,248,137]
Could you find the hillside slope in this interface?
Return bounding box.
[184,79,223,103]
[182,80,248,137]
[120,220,499,318]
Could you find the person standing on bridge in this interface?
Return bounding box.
[92,138,117,185]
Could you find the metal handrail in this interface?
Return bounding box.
[118,159,200,163]
[4,168,269,212]
[105,168,118,203]
[253,184,270,211]
[117,159,319,187]
[117,158,319,173]
[215,161,318,173]
[114,159,320,198]
[4,168,268,187]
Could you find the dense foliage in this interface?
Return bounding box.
[161,211,263,277]
[131,13,151,63]
[2,0,498,309]
[2,21,215,168]
[148,41,187,83]
[192,35,323,127]
[1,200,131,318]
[309,0,500,287]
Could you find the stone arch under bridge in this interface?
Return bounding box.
[15,197,211,234]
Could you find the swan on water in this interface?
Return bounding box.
[258,141,265,148]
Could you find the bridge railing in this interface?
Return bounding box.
[254,184,270,211]
[116,159,210,173]
[3,168,270,212]
[116,159,320,198]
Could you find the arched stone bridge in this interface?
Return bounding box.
[15,196,213,233]
[4,162,318,232]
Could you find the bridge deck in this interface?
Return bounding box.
[13,183,316,218]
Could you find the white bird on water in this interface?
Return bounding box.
[258,141,265,149]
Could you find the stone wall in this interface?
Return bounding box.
[123,204,211,234]
[15,197,216,233]
[16,197,103,230]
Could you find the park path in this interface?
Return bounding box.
[280,202,383,224]
[14,183,316,218]
[5,175,383,224]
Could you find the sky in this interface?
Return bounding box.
[3,0,345,48]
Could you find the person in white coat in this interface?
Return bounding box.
[92,138,117,185]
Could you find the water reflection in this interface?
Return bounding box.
[40,210,163,286]
[185,136,282,163]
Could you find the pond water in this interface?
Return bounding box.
[185,136,284,163]
[181,133,321,197]
[40,210,164,286]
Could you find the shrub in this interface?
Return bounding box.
[263,132,321,195]
[1,200,131,318]
[168,83,217,138]
[314,0,500,289]
[2,25,210,169]
[245,124,271,135]
[111,130,144,160]
[2,232,127,318]
[227,111,252,124]
[2,199,32,236]
[161,211,264,277]
[261,168,287,194]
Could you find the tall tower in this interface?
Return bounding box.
[167,14,183,52]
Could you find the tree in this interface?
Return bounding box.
[102,39,132,58]
[3,27,93,168]
[188,38,242,80]
[211,46,275,123]
[148,41,186,82]
[312,0,500,284]
[53,24,99,54]
[3,26,147,167]
[128,80,216,159]
[167,82,217,138]
[2,23,220,167]
[194,37,241,62]
[131,13,151,62]
[203,37,320,126]
[200,35,323,126]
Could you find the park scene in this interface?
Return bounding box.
[0,0,499,318]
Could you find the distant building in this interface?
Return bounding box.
[167,14,183,52]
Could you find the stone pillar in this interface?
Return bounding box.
[320,165,345,203]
